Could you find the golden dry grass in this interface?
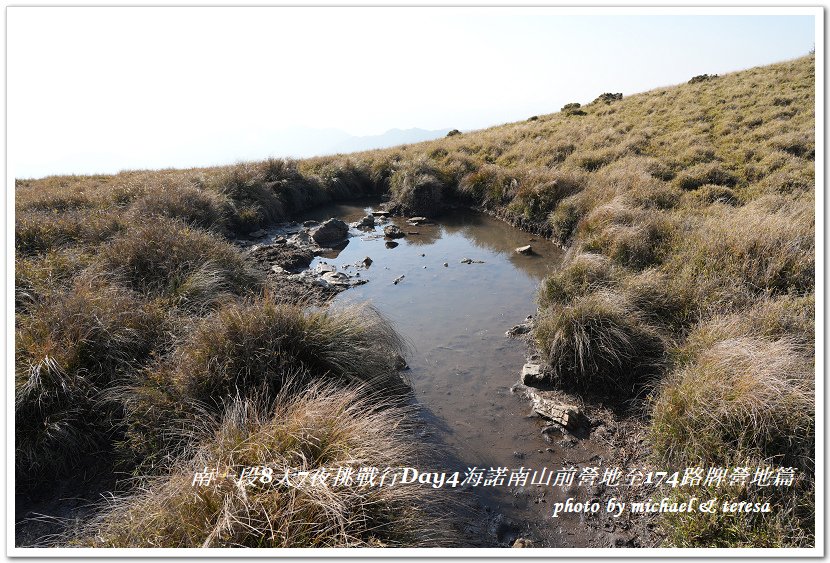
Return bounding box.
[15,54,815,547]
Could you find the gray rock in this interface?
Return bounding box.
[521,363,545,385]
[248,229,267,238]
[303,220,319,227]
[372,210,390,217]
[320,271,351,286]
[311,219,349,245]
[384,225,406,239]
[443,262,449,267]
[507,323,532,337]
[407,216,429,225]
[360,256,373,268]
[515,245,533,255]
[460,258,485,264]
[385,241,399,249]
[393,275,405,285]
[512,538,534,548]
[287,230,314,248]
[315,263,337,274]
[350,214,375,229]
[394,353,408,370]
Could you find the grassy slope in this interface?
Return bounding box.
[15,55,815,547]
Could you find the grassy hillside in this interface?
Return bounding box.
[15,55,815,547]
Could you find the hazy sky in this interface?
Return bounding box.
[8,8,817,179]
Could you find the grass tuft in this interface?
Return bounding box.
[76,383,446,548]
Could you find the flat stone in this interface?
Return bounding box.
[528,391,583,431]
[460,258,485,264]
[315,263,337,274]
[248,229,267,238]
[515,245,533,255]
[393,275,405,285]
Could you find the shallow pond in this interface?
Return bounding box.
[297,202,605,546]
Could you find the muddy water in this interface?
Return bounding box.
[298,203,605,547]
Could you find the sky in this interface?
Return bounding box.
[7,8,817,179]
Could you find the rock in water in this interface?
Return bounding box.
[393,275,405,285]
[311,219,349,245]
[384,225,406,239]
[460,257,485,264]
[248,229,267,238]
[507,323,532,337]
[515,245,533,255]
[351,214,375,229]
[360,256,373,268]
[385,241,399,249]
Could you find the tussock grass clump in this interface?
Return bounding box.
[78,384,444,548]
[578,200,676,269]
[667,195,814,300]
[676,294,815,362]
[570,147,618,171]
[208,163,288,232]
[538,253,618,308]
[170,300,407,413]
[15,249,91,311]
[651,336,813,469]
[688,184,739,205]
[508,169,585,223]
[675,161,738,190]
[457,164,515,208]
[15,279,165,477]
[620,269,689,331]
[547,188,604,244]
[535,292,665,399]
[97,217,260,310]
[128,184,233,232]
[305,157,377,199]
[387,159,447,217]
[16,209,123,256]
[659,482,814,548]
